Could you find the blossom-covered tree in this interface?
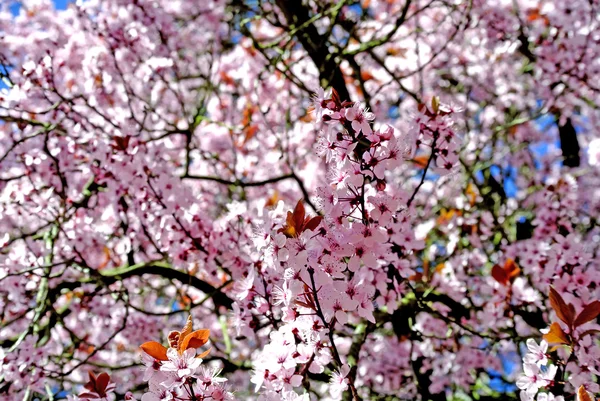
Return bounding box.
[1,0,600,400]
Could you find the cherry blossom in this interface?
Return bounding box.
[2,0,600,400]
[524,339,549,367]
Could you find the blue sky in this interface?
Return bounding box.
[54,0,72,8]
[9,0,73,15]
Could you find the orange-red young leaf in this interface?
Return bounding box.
[466,183,477,206]
[197,348,212,359]
[265,191,279,208]
[360,71,376,81]
[386,46,408,57]
[577,386,594,401]
[413,155,430,168]
[549,287,574,326]
[220,71,235,86]
[543,322,570,345]
[504,259,520,280]
[242,124,259,145]
[140,341,169,361]
[180,329,210,352]
[574,301,600,328]
[279,220,297,238]
[177,316,194,350]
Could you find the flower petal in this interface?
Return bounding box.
[526,338,539,354]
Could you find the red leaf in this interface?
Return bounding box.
[84,371,97,391]
[492,259,521,286]
[304,216,323,232]
[278,200,318,238]
[574,301,600,328]
[491,264,508,285]
[78,393,101,399]
[292,200,306,232]
[81,371,111,398]
[331,88,340,105]
[95,373,110,396]
[579,329,600,339]
[293,300,314,309]
[549,287,574,327]
[113,136,130,151]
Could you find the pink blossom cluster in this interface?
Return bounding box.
[232,90,460,400]
[517,340,560,400]
[137,349,232,401]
